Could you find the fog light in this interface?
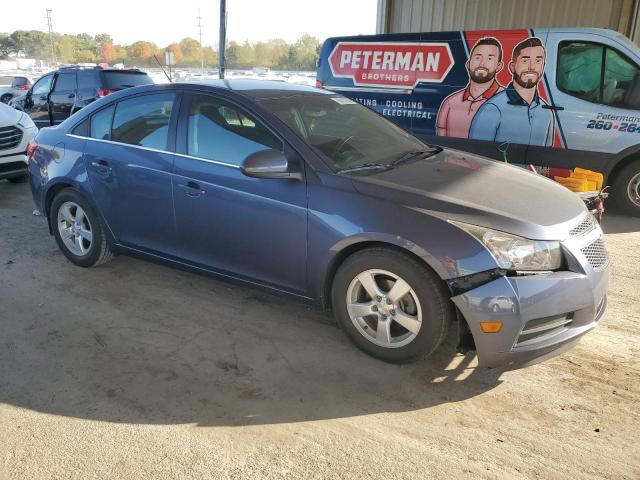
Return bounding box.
[480,321,503,333]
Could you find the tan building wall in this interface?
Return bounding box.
[377,0,640,45]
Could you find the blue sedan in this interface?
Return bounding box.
[27,80,609,367]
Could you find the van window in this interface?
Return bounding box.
[557,42,603,103]
[558,41,640,108]
[603,48,640,107]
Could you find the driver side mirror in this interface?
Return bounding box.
[240,149,302,180]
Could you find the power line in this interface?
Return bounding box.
[45,9,56,65]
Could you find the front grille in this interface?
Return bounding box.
[0,125,22,150]
[581,238,609,271]
[570,213,598,237]
[515,313,574,348]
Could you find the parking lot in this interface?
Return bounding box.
[0,179,639,479]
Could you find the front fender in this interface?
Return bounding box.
[306,180,498,304]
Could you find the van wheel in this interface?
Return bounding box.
[51,188,115,267]
[611,161,640,216]
[331,248,453,363]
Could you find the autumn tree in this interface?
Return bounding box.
[100,43,117,63]
[126,41,158,66]
[164,43,183,65]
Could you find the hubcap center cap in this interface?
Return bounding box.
[377,296,392,316]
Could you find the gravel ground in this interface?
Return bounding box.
[1,180,639,479]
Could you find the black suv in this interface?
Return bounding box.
[11,67,153,128]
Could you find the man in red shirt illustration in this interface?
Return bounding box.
[436,37,504,139]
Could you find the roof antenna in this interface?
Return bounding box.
[152,55,172,83]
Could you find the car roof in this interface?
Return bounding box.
[176,79,333,99]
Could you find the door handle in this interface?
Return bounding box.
[90,160,112,172]
[178,181,206,197]
[542,104,564,111]
[39,95,47,101]
[68,93,76,99]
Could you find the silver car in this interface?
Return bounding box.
[0,75,31,104]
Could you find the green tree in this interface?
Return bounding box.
[94,33,113,48]
[0,33,15,59]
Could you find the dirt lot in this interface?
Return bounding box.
[0,180,638,479]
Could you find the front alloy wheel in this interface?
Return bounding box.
[332,248,452,363]
[346,269,422,348]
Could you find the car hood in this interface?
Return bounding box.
[0,101,23,126]
[348,148,587,241]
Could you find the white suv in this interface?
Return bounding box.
[0,102,37,183]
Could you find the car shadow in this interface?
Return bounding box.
[0,180,503,427]
[1,258,503,428]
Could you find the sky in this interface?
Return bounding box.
[0,0,377,47]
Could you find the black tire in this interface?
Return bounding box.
[331,248,453,363]
[611,161,640,216]
[0,93,12,104]
[7,174,28,183]
[50,188,115,267]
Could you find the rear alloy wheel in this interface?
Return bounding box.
[0,93,12,104]
[332,248,453,363]
[57,201,94,256]
[51,188,114,267]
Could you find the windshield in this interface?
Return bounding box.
[257,93,437,172]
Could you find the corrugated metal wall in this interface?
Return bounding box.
[377,0,640,44]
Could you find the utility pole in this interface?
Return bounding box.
[45,9,56,66]
[218,0,226,79]
[197,8,204,75]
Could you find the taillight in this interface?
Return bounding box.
[16,85,30,90]
[26,139,38,160]
[315,80,323,89]
[97,88,117,98]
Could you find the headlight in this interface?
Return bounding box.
[453,222,562,271]
[17,112,35,129]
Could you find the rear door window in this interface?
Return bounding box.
[111,93,175,149]
[90,105,115,140]
[53,72,77,93]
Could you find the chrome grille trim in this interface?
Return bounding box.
[570,213,598,237]
[515,313,574,348]
[581,238,609,271]
[0,126,22,150]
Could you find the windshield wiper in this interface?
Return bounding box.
[337,162,393,174]
[390,149,436,167]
